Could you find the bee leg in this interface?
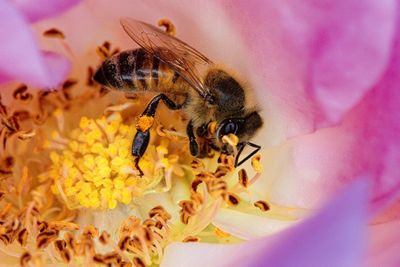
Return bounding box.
[132,131,149,176]
[132,94,182,175]
[196,123,208,137]
[186,120,199,156]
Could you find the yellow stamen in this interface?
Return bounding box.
[42,111,180,210]
[251,154,262,173]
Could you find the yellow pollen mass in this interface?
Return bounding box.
[136,115,154,132]
[43,111,178,210]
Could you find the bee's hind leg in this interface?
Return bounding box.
[132,94,182,176]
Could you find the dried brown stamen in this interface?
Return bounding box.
[148,206,171,222]
[36,229,59,249]
[54,240,71,263]
[191,179,203,192]
[13,84,32,102]
[238,169,248,188]
[225,193,240,206]
[190,191,204,206]
[191,158,204,170]
[254,200,270,212]
[143,227,154,244]
[205,179,227,197]
[158,18,176,37]
[62,79,78,90]
[86,66,95,86]
[37,221,49,233]
[64,232,77,253]
[20,252,32,267]
[118,235,131,251]
[17,228,28,246]
[99,230,110,245]
[43,28,65,39]
[214,166,232,178]
[96,41,118,60]
[83,225,99,238]
[182,236,199,242]
[133,257,146,267]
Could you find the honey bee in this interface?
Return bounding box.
[93,18,263,175]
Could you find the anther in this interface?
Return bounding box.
[20,252,32,267]
[226,193,240,206]
[17,228,28,246]
[43,28,65,39]
[148,206,171,221]
[238,169,248,188]
[13,84,32,102]
[158,18,176,36]
[99,230,110,245]
[133,257,146,267]
[183,236,199,242]
[36,229,58,249]
[251,154,262,173]
[254,200,270,212]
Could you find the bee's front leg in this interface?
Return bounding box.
[132,94,182,176]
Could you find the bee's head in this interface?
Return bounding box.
[216,111,263,153]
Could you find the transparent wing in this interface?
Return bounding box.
[120,17,214,101]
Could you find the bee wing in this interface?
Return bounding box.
[120,17,214,101]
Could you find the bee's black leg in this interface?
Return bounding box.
[132,94,182,176]
[196,123,208,137]
[186,120,199,156]
[235,142,261,167]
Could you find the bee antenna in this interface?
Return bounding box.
[234,142,261,167]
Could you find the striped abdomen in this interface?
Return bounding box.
[93,48,189,95]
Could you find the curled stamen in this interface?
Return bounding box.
[158,18,176,36]
[20,252,32,267]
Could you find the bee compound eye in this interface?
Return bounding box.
[220,121,238,136]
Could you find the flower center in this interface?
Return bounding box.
[0,34,275,265]
[41,108,187,210]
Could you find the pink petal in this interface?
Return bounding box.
[41,51,72,88]
[221,0,397,135]
[268,7,400,212]
[162,180,369,267]
[366,219,400,267]
[0,1,70,88]
[10,0,81,23]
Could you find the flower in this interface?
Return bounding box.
[1,0,400,267]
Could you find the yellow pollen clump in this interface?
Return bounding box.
[136,115,154,132]
[43,111,177,210]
